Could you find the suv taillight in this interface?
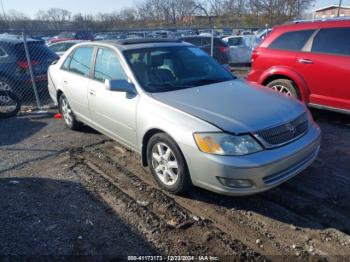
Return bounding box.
[219,46,229,53]
[16,60,39,69]
[251,50,260,63]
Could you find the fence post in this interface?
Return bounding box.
[210,27,214,57]
[22,32,42,109]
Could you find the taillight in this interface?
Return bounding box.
[251,50,260,63]
[219,46,229,53]
[16,60,39,69]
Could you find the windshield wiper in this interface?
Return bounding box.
[186,78,229,86]
[145,82,193,92]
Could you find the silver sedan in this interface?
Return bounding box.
[48,39,321,196]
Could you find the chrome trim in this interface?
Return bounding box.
[254,130,307,149]
[253,113,309,149]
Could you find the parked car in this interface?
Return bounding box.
[222,35,255,65]
[48,40,85,57]
[179,36,230,64]
[0,36,59,99]
[48,31,94,44]
[247,19,350,114]
[48,39,320,196]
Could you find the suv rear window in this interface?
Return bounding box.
[13,42,57,60]
[269,30,314,51]
[312,27,350,56]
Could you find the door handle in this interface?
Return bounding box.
[63,80,68,85]
[89,90,96,96]
[298,58,313,64]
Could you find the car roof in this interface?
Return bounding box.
[273,19,350,31]
[49,40,87,45]
[78,38,192,50]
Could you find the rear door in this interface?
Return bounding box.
[256,29,315,77]
[61,46,94,120]
[87,47,138,149]
[296,27,350,111]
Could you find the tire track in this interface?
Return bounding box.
[68,147,267,261]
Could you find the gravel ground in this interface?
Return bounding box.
[1,76,350,260]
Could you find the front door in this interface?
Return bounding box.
[88,47,138,149]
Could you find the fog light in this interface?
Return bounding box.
[217,177,253,188]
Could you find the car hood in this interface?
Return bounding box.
[151,80,306,134]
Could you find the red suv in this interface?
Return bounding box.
[247,19,350,114]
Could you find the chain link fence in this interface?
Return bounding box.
[0,27,265,113]
[0,32,58,113]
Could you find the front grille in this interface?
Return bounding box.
[255,113,309,147]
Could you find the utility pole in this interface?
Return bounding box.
[337,0,343,17]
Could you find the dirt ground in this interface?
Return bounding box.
[1,82,350,260]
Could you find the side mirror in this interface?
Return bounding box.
[105,79,136,94]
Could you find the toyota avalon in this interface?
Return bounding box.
[48,39,321,196]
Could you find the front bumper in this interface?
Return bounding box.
[180,123,321,196]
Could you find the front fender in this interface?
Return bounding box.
[259,66,310,103]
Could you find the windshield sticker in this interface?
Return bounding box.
[187,47,207,56]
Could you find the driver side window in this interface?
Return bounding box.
[94,48,128,82]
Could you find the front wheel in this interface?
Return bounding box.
[59,94,81,130]
[267,79,299,99]
[147,133,192,195]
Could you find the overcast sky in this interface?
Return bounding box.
[1,0,349,18]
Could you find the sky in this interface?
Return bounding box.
[2,0,350,18]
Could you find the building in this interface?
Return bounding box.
[314,5,350,19]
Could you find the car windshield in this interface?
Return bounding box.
[123,46,235,92]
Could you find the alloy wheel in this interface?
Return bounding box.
[270,84,292,96]
[151,142,179,186]
[61,97,73,127]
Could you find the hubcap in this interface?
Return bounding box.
[61,98,73,126]
[0,81,12,104]
[151,142,179,186]
[271,84,292,96]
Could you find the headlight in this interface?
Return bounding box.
[193,132,263,156]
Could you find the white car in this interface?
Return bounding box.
[48,40,86,57]
[222,36,255,65]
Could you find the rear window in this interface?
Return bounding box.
[13,42,57,60]
[312,27,350,56]
[269,30,314,51]
[227,37,243,46]
[214,38,228,47]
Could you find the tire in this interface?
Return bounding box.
[267,79,299,99]
[147,133,192,195]
[0,90,21,118]
[58,93,81,130]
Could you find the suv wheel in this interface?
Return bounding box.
[147,133,192,195]
[0,77,13,92]
[59,94,81,130]
[267,79,299,99]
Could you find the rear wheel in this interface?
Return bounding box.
[147,133,192,195]
[0,90,21,118]
[267,79,299,99]
[59,94,81,130]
